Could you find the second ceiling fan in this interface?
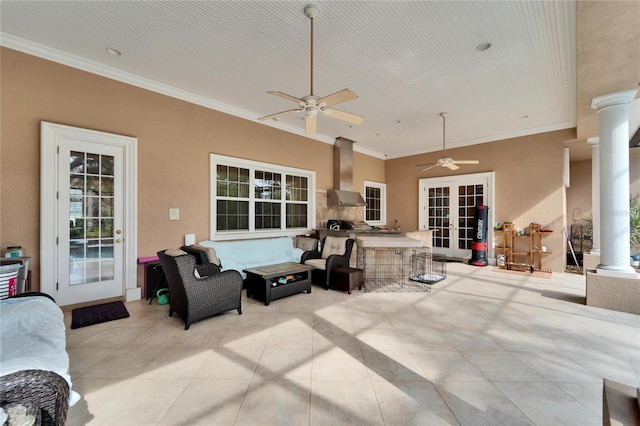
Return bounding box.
[258,4,364,134]
[418,112,480,171]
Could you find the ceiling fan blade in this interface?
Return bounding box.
[322,108,364,125]
[445,163,460,170]
[451,160,480,165]
[258,109,301,121]
[305,114,317,134]
[267,91,304,104]
[318,89,358,107]
[421,164,438,172]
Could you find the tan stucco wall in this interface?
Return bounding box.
[0,48,384,289]
[567,159,593,223]
[576,0,640,142]
[385,129,575,272]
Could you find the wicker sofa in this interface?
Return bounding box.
[0,293,77,425]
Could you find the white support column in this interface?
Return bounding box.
[587,137,600,254]
[591,89,638,276]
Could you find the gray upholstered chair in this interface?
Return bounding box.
[157,250,243,330]
[303,236,355,289]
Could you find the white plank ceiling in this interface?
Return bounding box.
[0,1,576,159]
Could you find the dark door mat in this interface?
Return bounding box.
[71,300,130,329]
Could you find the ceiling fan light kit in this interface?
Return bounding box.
[258,4,364,134]
[418,112,480,172]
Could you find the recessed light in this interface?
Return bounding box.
[105,47,122,56]
[520,115,529,119]
[393,120,401,124]
[345,124,353,128]
[475,42,492,51]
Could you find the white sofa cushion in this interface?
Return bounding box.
[199,237,304,278]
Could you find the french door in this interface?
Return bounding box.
[419,172,495,258]
[41,122,137,306]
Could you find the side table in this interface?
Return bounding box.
[138,256,168,304]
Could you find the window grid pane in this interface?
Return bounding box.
[255,202,281,229]
[217,200,249,231]
[286,175,309,202]
[214,156,313,233]
[217,165,250,198]
[286,203,308,228]
[255,170,282,200]
[365,187,381,221]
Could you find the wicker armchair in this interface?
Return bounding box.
[157,250,243,330]
[0,369,69,426]
[303,237,355,290]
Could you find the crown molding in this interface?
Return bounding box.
[0,32,340,148]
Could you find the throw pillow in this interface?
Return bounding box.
[164,248,187,257]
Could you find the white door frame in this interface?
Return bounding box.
[40,122,139,304]
[418,171,495,259]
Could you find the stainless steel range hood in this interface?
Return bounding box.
[328,137,366,206]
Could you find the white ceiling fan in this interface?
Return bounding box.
[418,112,480,171]
[258,4,364,134]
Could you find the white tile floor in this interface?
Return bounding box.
[64,263,640,425]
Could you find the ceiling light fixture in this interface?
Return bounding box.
[105,47,122,56]
[393,120,401,124]
[475,42,492,51]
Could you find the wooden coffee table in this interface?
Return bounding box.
[244,262,313,306]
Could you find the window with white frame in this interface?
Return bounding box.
[210,154,315,239]
[364,180,386,226]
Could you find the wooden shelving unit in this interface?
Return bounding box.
[495,222,552,272]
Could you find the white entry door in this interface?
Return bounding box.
[419,172,495,258]
[41,122,137,306]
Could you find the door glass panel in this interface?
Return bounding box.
[457,184,482,250]
[429,186,450,248]
[69,151,115,285]
[101,198,113,217]
[87,176,100,194]
[86,153,100,174]
[101,155,114,175]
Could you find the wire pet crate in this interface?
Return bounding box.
[357,247,445,292]
[410,252,447,285]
